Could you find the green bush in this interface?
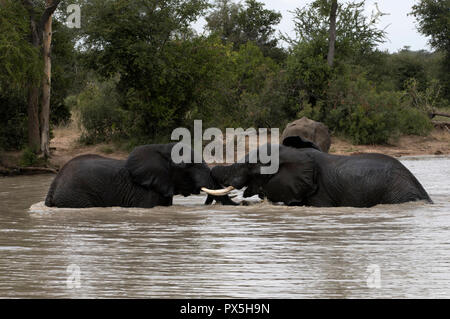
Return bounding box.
[71,79,127,145]
[326,72,401,144]
[0,92,27,151]
[398,106,433,136]
[298,70,433,145]
[285,41,331,115]
[51,102,72,126]
[19,147,38,167]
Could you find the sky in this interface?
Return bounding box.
[194,0,432,53]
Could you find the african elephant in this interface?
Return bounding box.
[211,144,432,207]
[281,117,331,152]
[45,143,236,208]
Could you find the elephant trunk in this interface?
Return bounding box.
[211,165,234,187]
[211,164,248,190]
[203,170,238,206]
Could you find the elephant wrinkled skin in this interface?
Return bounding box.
[212,144,433,208]
[45,143,236,208]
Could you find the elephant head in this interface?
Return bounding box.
[125,143,236,204]
[281,117,331,152]
[211,144,318,205]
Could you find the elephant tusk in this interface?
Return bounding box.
[201,186,235,196]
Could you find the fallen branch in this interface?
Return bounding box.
[0,166,58,176]
[432,121,450,131]
[430,112,450,119]
[18,167,58,174]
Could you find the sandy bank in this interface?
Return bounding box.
[1,124,449,174]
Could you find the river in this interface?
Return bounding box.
[0,156,449,298]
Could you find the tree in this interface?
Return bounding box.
[21,0,61,156]
[0,1,42,152]
[0,0,76,151]
[0,1,41,93]
[40,0,55,156]
[78,0,210,140]
[411,0,450,53]
[411,0,450,100]
[291,0,386,62]
[327,0,338,67]
[205,0,241,44]
[0,2,36,150]
[206,0,283,60]
[285,0,386,109]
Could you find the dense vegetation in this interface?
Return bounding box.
[0,0,449,154]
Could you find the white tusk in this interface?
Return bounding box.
[201,186,235,196]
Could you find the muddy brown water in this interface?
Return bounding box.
[0,156,449,298]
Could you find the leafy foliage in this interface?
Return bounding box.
[0,0,445,153]
[69,79,126,144]
[19,147,39,167]
[0,92,27,150]
[0,0,42,93]
[299,69,433,144]
[290,0,386,62]
[206,0,284,61]
[0,0,80,150]
[411,0,450,53]
[411,0,450,100]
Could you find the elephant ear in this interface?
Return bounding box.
[282,136,321,151]
[125,145,174,197]
[264,152,318,205]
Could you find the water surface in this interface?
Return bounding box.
[0,156,449,298]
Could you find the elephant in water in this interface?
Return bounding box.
[45,143,236,208]
[211,144,433,208]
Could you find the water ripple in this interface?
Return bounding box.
[0,156,449,298]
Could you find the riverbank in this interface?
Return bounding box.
[0,124,126,175]
[330,129,450,157]
[1,124,449,174]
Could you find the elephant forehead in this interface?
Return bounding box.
[281,117,331,153]
[282,121,325,139]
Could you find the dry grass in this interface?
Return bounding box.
[4,121,448,171]
[49,122,127,169]
[330,129,450,157]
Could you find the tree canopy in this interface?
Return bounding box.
[411,0,450,52]
[0,0,41,92]
[0,0,448,153]
[411,0,450,99]
[206,0,284,60]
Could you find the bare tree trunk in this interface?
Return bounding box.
[22,0,61,156]
[327,0,338,67]
[27,85,41,153]
[40,0,53,157]
[430,112,450,119]
[27,19,41,153]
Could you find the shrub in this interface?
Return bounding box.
[324,72,403,144]
[297,70,432,145]
[51,102,72,126]
[285,41,331,116]
[71,79,127,145]
[0,93,27,151]
[404,78,443,114]
[398,106,433,136]
[19,147,38,167]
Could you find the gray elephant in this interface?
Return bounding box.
[211,144,433,208]
[45,143,236,208]
[281,117,331,152]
